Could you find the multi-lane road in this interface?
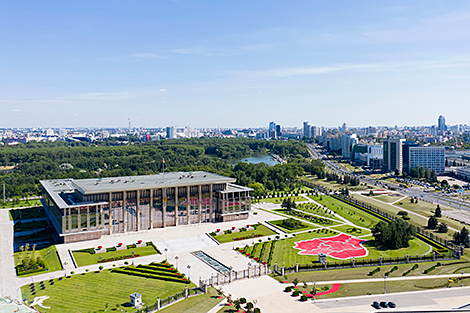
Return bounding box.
[306,143,470,212]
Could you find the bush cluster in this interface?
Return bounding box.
[97,254,140,263]
[367,267,381,276]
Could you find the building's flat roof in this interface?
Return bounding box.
[218,183,253,194]
[41,171,236,196]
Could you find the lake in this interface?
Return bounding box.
[227,153,280,166]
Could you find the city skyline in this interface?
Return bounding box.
[1,1,470,128]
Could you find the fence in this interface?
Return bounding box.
[134,286,206,313]
[200,263,271,287]
[272,252,454,276]
[297,179,463,255]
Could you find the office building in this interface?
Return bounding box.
[408,146,445,175]
[303,122,311,138]
[41,171,252,243]
[438,115,446,133]
[341,134,358,159]
[166,126,176,139]
[383,137,405,173]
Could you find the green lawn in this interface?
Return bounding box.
[14,245,62,277]
[159,288,222,313]
[269,230,339,266]
[73,244,160,267]
[268,219,316,233]
[294,202,343,221]
[214,225,277,243]
[309,195,382,229]
[259,196,308,204]
[373,194,402,203]
[22,269,196,313]
[0,199,42,209]
[273,257,470,283]
[330,224,371,236]
[273,209,342,227]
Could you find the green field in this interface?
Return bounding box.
[259,196,308,204]
[373,194,402,203]
[273,257,470,283]
[330,224,371,236]
[73,244,160,267]
[294,202,343,221]
[309,195,382,229]
[268,219,316,233]
[14,245,62,276]
[159,288,222,313]
[22,269,196,313]
[214,225,276,243]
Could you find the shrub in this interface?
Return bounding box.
[292,290,300,297]
[284,286,292,292]
[367,267,381,276]
[239,298,246,304]
[99,266,104,270]
[300,295,308,302]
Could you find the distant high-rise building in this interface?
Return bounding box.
[341,123,348,132]
[312,126,322,138]
[303,122,311,138]
[275,124,282,138]
[340,134,357,159]
[268,121,277,139]
[438,115,446,132]
[383,137,404,173]
[166,126,176,139]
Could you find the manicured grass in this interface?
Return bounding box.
[362,237,431,259]
[294,202,343,221]
[330,224,371,236]
[0,199,42,209]
[269,230,339,266]
[318,278,469,299]
[274,209,341,226]
[259,196,308,204]
[309,195,382,229]
[268,219,315,233]
[22,269,196,313]
[373,194,401,203]
[15,245,62,277]
[214,225,276,243]
[73,244,160,267]
[159,288,222,313]
[273,258,470,283]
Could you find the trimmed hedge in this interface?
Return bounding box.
[112,268,189,283]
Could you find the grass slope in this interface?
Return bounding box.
[73,245,159,267]
[15,245,62,277]
[22,270,196,313]
[214,225,276,243]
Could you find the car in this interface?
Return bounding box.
[388,301,396,308]
[372,301,381,309]
[380,301,388,308]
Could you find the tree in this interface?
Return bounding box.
[437,223,448,233]
[427,216,438,229]
[435,205,442,218]
[292,277,299,287]
[372,219,415,249]
[454,227,470,248]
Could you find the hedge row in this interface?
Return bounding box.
[423,262,441,274]
[367,267,380,276]
[139,264,178,273]
[97,254,140,263]
[233,234,263,241]
[112,268,189,283]
[403,264,419,276]
[130,266,184,279]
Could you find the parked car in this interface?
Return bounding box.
[372,301,381,309]
[388,301,396,308]
[380,301,388,308]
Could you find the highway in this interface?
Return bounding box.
[306,143,470,212]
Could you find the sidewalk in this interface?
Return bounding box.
[0,210,20,301]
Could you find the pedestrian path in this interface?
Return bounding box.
[0,210,20,301]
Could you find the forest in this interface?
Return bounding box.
[0,137,312,198]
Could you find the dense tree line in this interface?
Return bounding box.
[453,227,470,248]
[405,166,438,183]
[372,219,415,249]
[0,138,309,198]
[325,173,360,186]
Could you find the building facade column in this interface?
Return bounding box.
[187,186,191,225]
[175,188,178,226]
[150,189,153,229]
[86,206,90,229]
[162,188,167,228]
[108,192,113,235]
[137,190,141,231]
[209,184,213,223]
[123,191,127,233]
[198,185,202,223]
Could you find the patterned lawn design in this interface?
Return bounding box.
[293,234,368,259]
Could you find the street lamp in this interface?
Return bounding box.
[461,271,464,288]
[131,251,134,265]
[383,275,387,294]
[63,261,68,277]
[164,248,168,261]
[312,281,316,302]
[187,265,191,281]
[175,256,179,270]
[252,232,255,244]
[253,299,258,308]
[232,238,235,250]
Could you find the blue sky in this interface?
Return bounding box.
[1,1,470,128]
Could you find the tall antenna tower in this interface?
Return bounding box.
[128,118,131,132]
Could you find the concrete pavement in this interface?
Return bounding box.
[0,210,20,301]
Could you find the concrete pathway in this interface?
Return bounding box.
[0,210,20,301]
